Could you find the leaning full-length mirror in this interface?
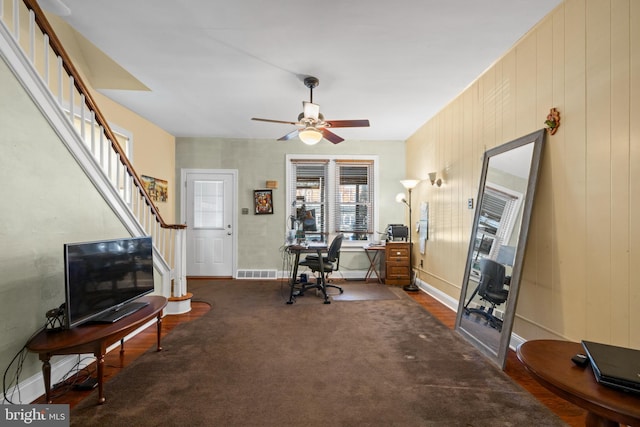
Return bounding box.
[455,129,546,368]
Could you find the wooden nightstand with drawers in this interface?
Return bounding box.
[384,242,411,286]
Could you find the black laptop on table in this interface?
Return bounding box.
[581,340,640,394]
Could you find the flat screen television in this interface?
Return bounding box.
[63,236,155,328]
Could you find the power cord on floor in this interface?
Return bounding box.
[2,323,99,404]
[3,345,29,404]
[46,356,97,400]
[3,324,45,404]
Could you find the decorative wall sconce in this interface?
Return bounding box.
[428,172,442,187]
[544,108,560,135]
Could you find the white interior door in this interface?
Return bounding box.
[183,170,236,277]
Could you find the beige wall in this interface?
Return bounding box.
[0,58,130,384]
[43,14,177,224]
[0,7,178,385]
[176,137,407,272]
[406,0,640,348]
[91,92,177,224]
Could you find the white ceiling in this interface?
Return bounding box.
[44,0,562,142]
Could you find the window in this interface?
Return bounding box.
[287,155,378,246]
[471,184,522,276]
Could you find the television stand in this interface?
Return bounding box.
[27,295,167,405]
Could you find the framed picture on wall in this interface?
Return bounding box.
[141,175,168,202]
[254,190,273,215]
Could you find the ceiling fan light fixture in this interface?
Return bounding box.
[252,76,369,144]
[299,127,323,145]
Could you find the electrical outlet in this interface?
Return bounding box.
[467,198,474,209]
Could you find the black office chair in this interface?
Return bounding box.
[463,258,509,331]
[296,234,344,303]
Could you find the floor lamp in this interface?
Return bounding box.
[397,179,420,292]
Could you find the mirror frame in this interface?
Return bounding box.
[454,129,546,369]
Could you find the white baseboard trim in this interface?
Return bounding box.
[414,276,459,312]
[509,331,526,352]
[1,352,94,405]
[414,276,524,352]
[2,319,156,404]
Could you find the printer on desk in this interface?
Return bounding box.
[386,224,408,241]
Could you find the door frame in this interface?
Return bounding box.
[180,168,238,278]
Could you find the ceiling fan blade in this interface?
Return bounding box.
[322,129,344,144]
[324,119,370,128]
[278,129,299,141]
[252,117,298,125]
[302,102,320,120]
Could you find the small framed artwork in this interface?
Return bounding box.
[254,190,273,215]
[141,175,168,202]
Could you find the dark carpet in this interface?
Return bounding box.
[330,282,398,301]
[70,280,566,426]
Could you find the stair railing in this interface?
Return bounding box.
[0,0,188,300]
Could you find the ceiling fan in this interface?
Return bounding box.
[251,77,370,145]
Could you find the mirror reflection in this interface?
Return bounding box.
[455,129,545,368]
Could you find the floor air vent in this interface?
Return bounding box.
[236,269,278,279]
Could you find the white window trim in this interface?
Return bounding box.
[484,183,523,259]
[286,154,379,249]
[62,100,134,161]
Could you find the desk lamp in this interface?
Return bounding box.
[398,179,420,292]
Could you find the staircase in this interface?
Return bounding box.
[0,0,190,314]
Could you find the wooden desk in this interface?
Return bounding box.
[364,244,385,283]
[286,244,328,304]
[27,295,167,405]
[517,340,640,427]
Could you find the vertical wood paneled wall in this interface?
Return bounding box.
[406,0,640,348]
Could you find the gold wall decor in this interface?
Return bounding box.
[544,108,560,135]
[141,175,168,202]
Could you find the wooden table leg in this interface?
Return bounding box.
[156,313,163,351]
[119,338,125,367]
[40,354,52,404]
[96,352,106,404]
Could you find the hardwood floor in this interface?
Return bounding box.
[407,291,587,426]
[32,304,210,408]
[36,284,586,426]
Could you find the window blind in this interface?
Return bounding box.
[290,160,328,239]
[480,191,507,230]
[481,187,520,257]
[334,161,373,238]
